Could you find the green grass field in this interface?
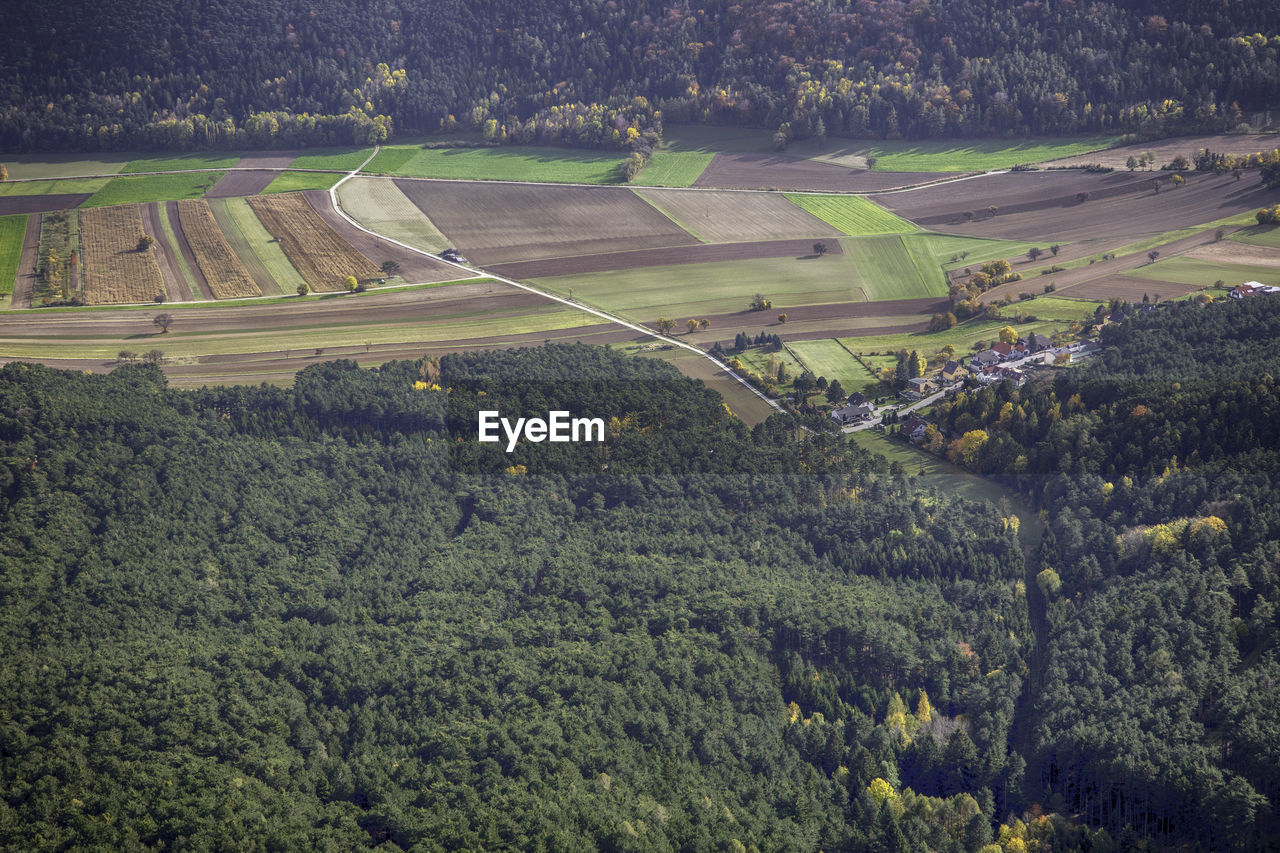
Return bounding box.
[156,204,204,299]
[364,146,628,184]
[290,148,376,171]
[628,152,716,187]
[121,154,240,174]
[867,137,1120,172]
[0,154,131,180]
[836,317,1059,360]
[1232,225,1280,248]
[362,146,420,174]
[659,125,775,154]
[786,339,878,390]
[211,197,303,294]
[785,194,916,236]
[81,173,227,208]
[846,235,949,300]
[910,233,1041,271]
[1012,295,1106,321]
[737,347,807,389]
[0,215,27,296]
[0,178,112,196]
[1124,256,1279,287]
[261,171,343,193]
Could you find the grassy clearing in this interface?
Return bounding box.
[336,178,452,254]
[628,152,716,187]
[737,346,807,390]
[121,154,240,173]
[155,204,204,298]
[1,154,131,180]
[911,233,1042,271]
[0,178,112,196]
[261,171,343,193]
[362,146,420,174]
[1011,295,1106,320]
[0,215,27,295]
[786,339,878,390]
[845,235,948,300]
[837,317,1059,360]
[532,253,859,321]
[785,194,916,236]
[211,197,302,294]
[82,173,226,208]
[289,148,375,171]
[866,137,1120,172]
[1124,255,1279,287]
[365,146,628,184]
[1232,225,1280,248]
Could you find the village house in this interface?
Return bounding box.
[970,350,1001,370]
[1229,281,1280,299]
[906,377,936,397]
[830,400,874,424]
[901,415,930,442]
[941,360,968,383]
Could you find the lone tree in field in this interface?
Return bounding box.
[656,317,676,335]
[1148,250,1160,264]
[778,313,788,324]
[698,318,711,330]
[750,293,772,311]
[117,350,137,362]
[137,234,154,252]
[1028,247,1043,262]
[345,275,358,292]
[687,318,698,334]
[812,241,828,256]
[380,260,400,277]
[0,164,7,181]
[297,282,310,296]
[1050,244,1060,256]
[153,313,173,334]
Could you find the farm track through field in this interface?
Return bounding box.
[13,215,40,309]
[207,199,280,295]
[303,191,457,284]
[165,202,213,299]
[142,203,192,302]
[487,238,843,279]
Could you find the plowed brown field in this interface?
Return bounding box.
[80,205,167,304]
[247,194,380,291]
[394,179,698,265]
[488,238,842,280]
[175,200,261,298]
[635,188,841,243]
[693,153,951,192]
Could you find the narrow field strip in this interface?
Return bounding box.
[209,198,298,295]
[176,200,261,299]
[247,194,381,291]
[0,215,27,296]
[153,203,202,299]
[262,172,343,194]
[82,173,227,208]
[79,206,167,304]
[635,188,840,243]
[785,194,917,236]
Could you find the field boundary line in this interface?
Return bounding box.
[330,150,782,415]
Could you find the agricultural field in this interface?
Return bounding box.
[1124,255,1279,288]
[1010,295,1106,321]
[913,233,1042,271]
[0,154,131,180]
[835,316,1061,361]
[693,153,942,192]
[289,148,375,171]
[736,346,807,389]
[487,239,834,280]
[303,190,459,285]
[0,215,27,295]
[82,173,226,208]
[0,178,111,196]
[32,211,78,305]
[175,200,261,298]
[209,197,302,295]
[786,339,878,390]
[79,205,166,304]
[1040,132,1280,170]
[845,235,949,300]
[246,194,381,291]
[627,152,715,187]
[396,180,697,265]
[262,172,343,193]
[784,194,916,236]
[205,171,279,198]
[121,154,240,173]
[365,145,628,184]
[866,137,1119,172]
[143,202,198,301]
[1232,225,1280,249]
[634,188,841,243]
[336,178,452,254]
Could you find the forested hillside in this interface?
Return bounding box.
[2,0,1278,151]
[925,297,1280,847]
[0,347,1054,850]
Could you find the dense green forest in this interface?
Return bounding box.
[924,297,1280,848]
[2,0,1278,151]
[0,347,1063,850]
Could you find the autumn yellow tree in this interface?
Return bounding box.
[948,429,989,467]
[999,325,1018,344]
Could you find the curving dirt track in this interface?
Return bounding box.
[304,190,464,284]
[694,153,954,192]
[488,238,843,280]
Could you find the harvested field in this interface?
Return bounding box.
[140,202,193,302]
[0,194,94,215]
[886,171,1280,245]
[79,205,166,304]
[236,151,307,169]
[489,238,843,280]
[12,215,39,307]
[1184,240,1280,268]
[246,194,381,291]
[336,178,452,254]
[1067,274,1204,302]
[205,170,280,198]
[395,180,698,265]
[210,198,298,295]
[693,153,952,192]
[175,200,261,298]
[303,191,458,285]
[634,188,841,243]
[1041,133,1280,169]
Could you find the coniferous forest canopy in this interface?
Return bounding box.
[2,0,1280,151]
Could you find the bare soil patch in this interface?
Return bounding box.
[247,193,381,291]
[80,205,167,304]
[635,188,841,243]
[12,214,40,308]
[1185,240,1280,268]
[1041,133,1280,169]
[174,200,260,298]
[488,238,843,280]
[394,179,698,265]
[303,191,459,285]
[694,153,953,192]
[236,151,307,169]
[1060,275,1202,302]
[0,194,93,215]
[206,170,280,198]
[141,202,192,302]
